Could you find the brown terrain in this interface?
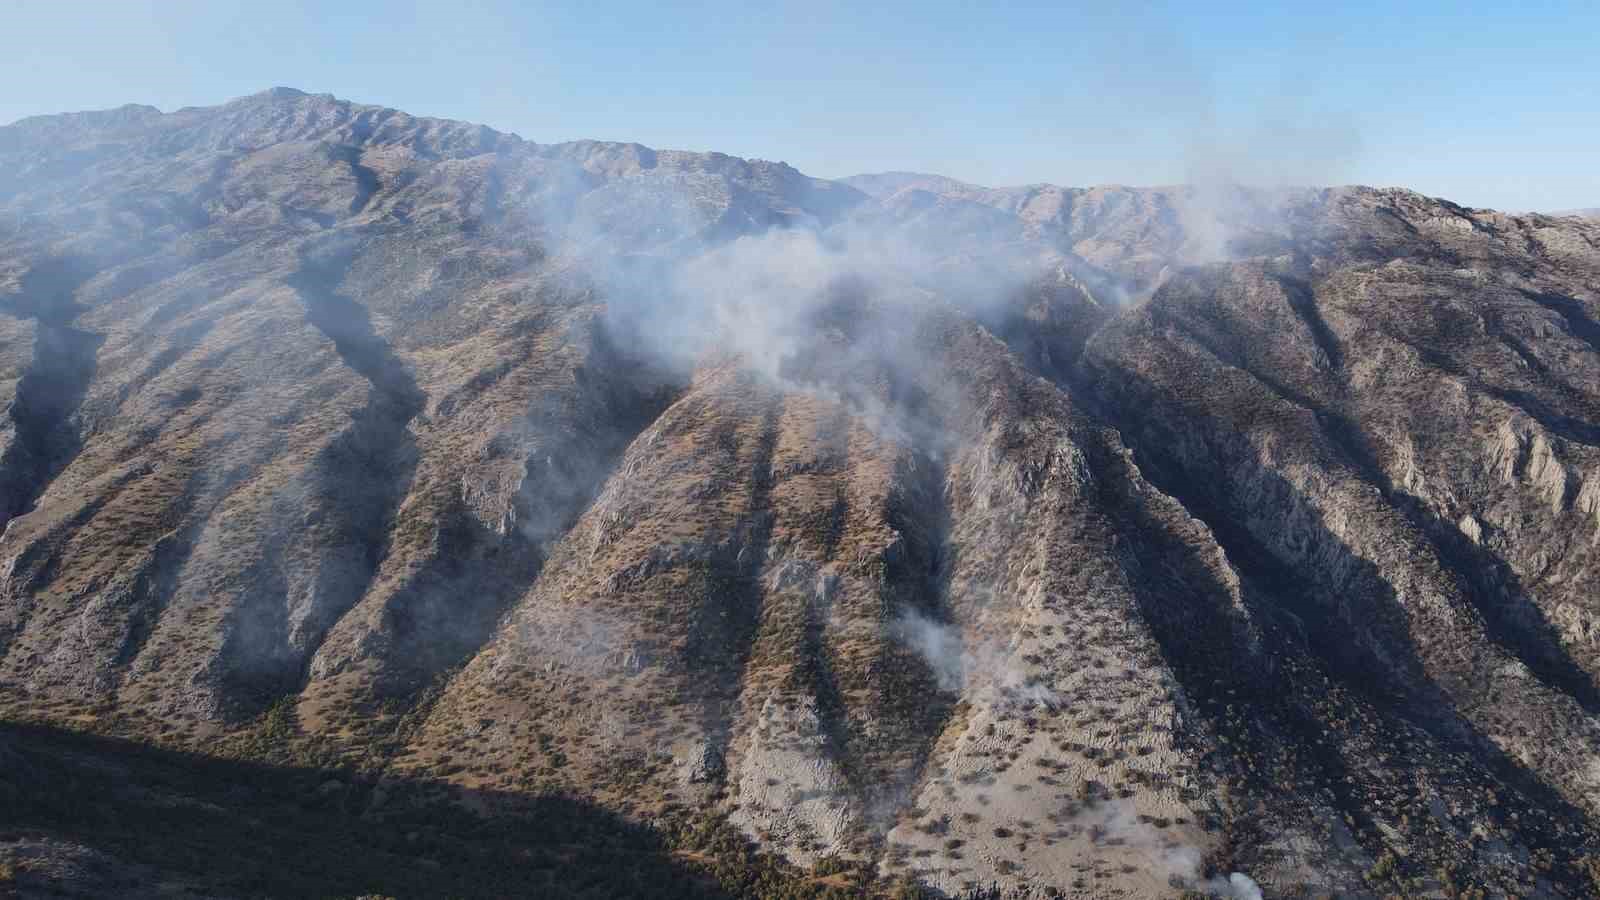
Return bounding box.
[2,89,1600,899]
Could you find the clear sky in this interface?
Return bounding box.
[4,1,1596,212]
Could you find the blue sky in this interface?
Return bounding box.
[4,1,1596,211]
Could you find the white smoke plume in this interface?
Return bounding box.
[892,603,1267,897]
[518,156,1043,377]
[890,609,1059,710]
[1082,799,1263,899]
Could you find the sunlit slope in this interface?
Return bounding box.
[2,89,1600,897]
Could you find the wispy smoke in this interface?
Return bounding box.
[892,605,1268,896]
[518,152,1041,375]
[1221,873,1265,900]
[473,127,1304,896]
[0,91,1331,897]
[891,609,1059,710]
[1075,798,1263,899]
[891,609,965,692]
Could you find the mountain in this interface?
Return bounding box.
[2,89,1600,899]
[1552,208,1600,220]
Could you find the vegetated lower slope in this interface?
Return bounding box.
[0,719,753,899]
[1,90,1600,899]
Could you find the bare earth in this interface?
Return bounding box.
[3,89,1600,898]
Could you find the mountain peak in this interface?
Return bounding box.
[1,92,1599,899]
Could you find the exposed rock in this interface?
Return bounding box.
[2,91,1600,897]
[676,741,724,785]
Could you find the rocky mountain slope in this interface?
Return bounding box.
[3,89,1600,898]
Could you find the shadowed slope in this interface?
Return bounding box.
[0,91,1599,899]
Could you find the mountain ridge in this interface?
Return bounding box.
[2,88,1600,898]
[10,90,1509,222]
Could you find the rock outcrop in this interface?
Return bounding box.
[3,91,1600,898]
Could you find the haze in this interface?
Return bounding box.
[4,0,1597,213]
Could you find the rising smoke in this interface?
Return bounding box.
[891,608,1059,710]
[514,155,1284,896]
[893,608,1263,898]
[1079,801,1264,900]
[0,93,1301,893]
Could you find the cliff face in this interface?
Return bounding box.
[3,90,1600,898]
